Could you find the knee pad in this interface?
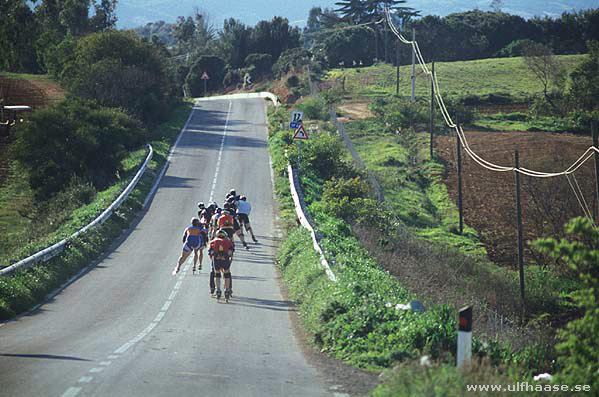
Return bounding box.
[224,273,231,279]
[215,272,221,279]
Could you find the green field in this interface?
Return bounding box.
[326,55,584,102]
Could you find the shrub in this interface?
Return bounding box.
[244,53,273,78]
[297,96,327,120]
[61,31,172,125]
[533,217,599,391]
[12,99,144,198]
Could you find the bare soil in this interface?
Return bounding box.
[338,102,373,121]
[435,129,596,267]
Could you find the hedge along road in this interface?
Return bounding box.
[0,97,332,397]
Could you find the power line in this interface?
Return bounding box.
[384,5,599,179]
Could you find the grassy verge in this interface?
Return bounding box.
[345,114,580,321]
[268,105,555,394]
[0,102,192,319]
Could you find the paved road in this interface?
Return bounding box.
[0,97,331,397]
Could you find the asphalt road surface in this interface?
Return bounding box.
[0,97,332,397]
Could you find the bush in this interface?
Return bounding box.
[244,53,273,78]
[296,96,327,120]
[61,31,172,125]
[12,99,144,198]
[533,217,599,391]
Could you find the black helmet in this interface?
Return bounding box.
[229,189,236,196]
[239,195,247,201]
[191,217,200,226]
[216,229,228,238]
[198,201,205,208]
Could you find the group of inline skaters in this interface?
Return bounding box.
[173,189,258,302]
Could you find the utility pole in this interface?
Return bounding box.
[592,121,599,222]
[396,41,400,96]
[430,61,435,159]
[411,28,416,102]
[384,17,389,63]
[457,125,463,234]
[514,148,525,308]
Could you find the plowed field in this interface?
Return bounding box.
[436,129,597,267]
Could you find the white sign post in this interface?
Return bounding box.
[457,306,472,368]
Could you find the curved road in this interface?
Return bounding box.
[0,97,332,397]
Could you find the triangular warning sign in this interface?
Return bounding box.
[200,72,210,80]
[293,124,309,140]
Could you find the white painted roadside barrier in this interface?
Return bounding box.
[196,91,280,106]
[0,145,154,276]
[287,163,337,282]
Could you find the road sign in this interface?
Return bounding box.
[290,110,303,129]
[293,124,308,140]
[200,72,210,80]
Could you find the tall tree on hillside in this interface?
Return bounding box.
[217,18,251,69]
[251,17,301,62]
[335,0,418,62]
[0,0,39,72]
[90,0,118,32]
[569,41,599,113]
[523,41,565,111]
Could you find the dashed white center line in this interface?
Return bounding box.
[209,100,232,203]
[89,367,104,373]
[61,387,81,397]
[78,376,93,383]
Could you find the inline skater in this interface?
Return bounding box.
[223,203,249,250]
[208,229,235,301]
[236,195,258,243]
[209,206,222,239]
[173,218,206,275]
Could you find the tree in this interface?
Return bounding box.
[186,55,226,96]
[244,53,273,78]
[250,17,301,61]
[323,25,375,67]
[489,0,503,12]
[533,217,599,391]
[523,41,566,109]
[0,0,39,72]
[62,31,172,124]
[217,18,252,69]
[569,41,599,112]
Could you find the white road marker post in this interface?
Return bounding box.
[457,305,472,368]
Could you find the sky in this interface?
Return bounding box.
[116,0,598,29]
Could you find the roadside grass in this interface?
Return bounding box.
[326,55,584,102]
[267,105,553,385]
[343,116,580,322]
[344,119,485,257]
[0,102,191,319]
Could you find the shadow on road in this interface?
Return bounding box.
[226,296,297,312]
[0,353,92,362]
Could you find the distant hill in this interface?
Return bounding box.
[117,0,597,29]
